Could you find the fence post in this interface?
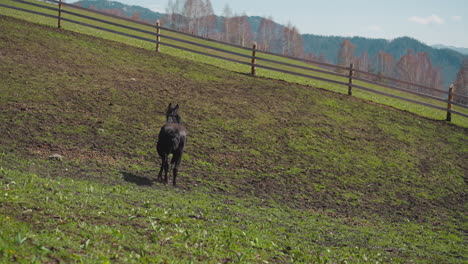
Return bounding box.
[446,84,454,122]
[251,42,257,76]
[155,20,161,52]
[57,0,62,29]
[348,63,354,96]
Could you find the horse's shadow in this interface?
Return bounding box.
[121,171,154,186]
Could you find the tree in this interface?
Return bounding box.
[165,0,184,31]
[131,11,141,21]
[182,0,215,35]
[354,52,371,77]
[101,8,125,17]
[337,40,355,68]
[182,0,201,33]
[221,4,234,42]
[229,14,253,46]
[303,52,317,61]
[200,0,216,38]
[164,0,215,37]
[454,59,468,104]
[395,50,442,93]
[395,49,418,86]
[281,22,303,57]
[376,51,395,80]
[257,17,276,52]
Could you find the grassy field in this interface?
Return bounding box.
[0,0,467,127]
[0,13,467,264]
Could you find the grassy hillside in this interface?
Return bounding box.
[0,15,467,263]
[1,0,467,127]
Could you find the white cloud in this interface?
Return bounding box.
[452,15,462,21]
[408,15,444,25]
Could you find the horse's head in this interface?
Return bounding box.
[166,103,181,123]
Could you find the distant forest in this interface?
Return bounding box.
[74,0,468,97]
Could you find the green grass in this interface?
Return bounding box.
[2,167,465,263]
[0,0,467,127]
[0,14,467,263]
[1,164,466,263]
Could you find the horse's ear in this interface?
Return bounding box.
[168,103,173,110]
[175,104,179,110]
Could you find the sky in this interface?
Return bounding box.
[89,0,468,48]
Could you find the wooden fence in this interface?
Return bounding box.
[1,0,468,122]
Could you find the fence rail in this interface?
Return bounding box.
[1,0,467,122]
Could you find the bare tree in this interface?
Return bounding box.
[395,50,442,93]
[131,11,141,21]
[376,51,395,80]
[229,14,253,46]
[353,52,371,78]
[182,0,206,34]
[200,0,216,38]
[164,0,215,36]
[454,59,468,104]
[101,8,125,17]
[337,40,355,73]
[303,52,317,61]
[337,40,354,66]
[221,4,234,42]
[282,22,303,57]
[165,0,184,31]
[317,54,329,64]
[257,17,276,52]
[395,49,417,84]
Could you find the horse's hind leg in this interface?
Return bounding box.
[163,157,169,184]
[157,155,168,183]
[171,151,183,186]
[157,157,164,182]
[172,159,179,186]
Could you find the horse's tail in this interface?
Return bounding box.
[171,134,186,164]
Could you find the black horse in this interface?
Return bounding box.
[156,103,187,186]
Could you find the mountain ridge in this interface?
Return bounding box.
[302,35,466,86]
[432,44,468,55]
